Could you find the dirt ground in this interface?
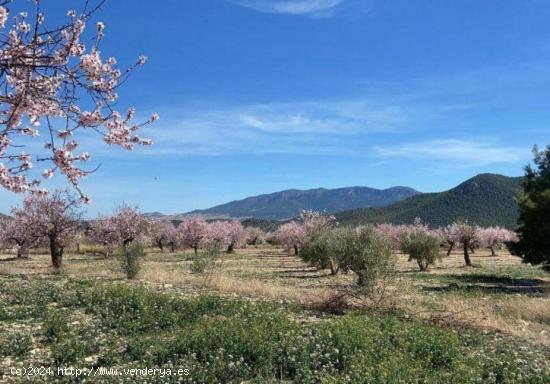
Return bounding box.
[1,244,549,346]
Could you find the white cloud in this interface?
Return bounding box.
[133,99,409,157]
[374,139,528,165]
[232,0,344,16]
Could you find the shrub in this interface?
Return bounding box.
[301,227,396,294]
[334,226,396,294]
[44,310,69,342]
[401,231,442,271]
[120,241,144,279]
[0,332,32,358]
[190,246,221,274]
[52,337,97,365]
[300,229,340,274]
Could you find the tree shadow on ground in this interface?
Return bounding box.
[274,269,332,279]
[259,254,296,259]
[422,273,549,296]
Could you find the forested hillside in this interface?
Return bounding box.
[336,174,523,229]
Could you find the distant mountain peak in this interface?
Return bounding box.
[183,185,420,220]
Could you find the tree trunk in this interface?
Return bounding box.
[17,245,29,258]
[463,241,472,267]
[417,260,428,271]
[170,242,175,253]
[193,246,198,255]
[49,235,63,269]
[490,246,496,256]
[76,242,81,254]
[294,244,299,255]
[446,242,454,257]
[123,238,134,253]
[329,259,339,275]
[157,240,164,253]
[103,242,110,258]
[227,243,234,254]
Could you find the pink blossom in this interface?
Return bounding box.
[178,217,209,254]
[151,219,178,253]
[0,2,157,199]
[299,210,336,236]
[0,6,7,29]
[89,205,150,255]
[478,226,518,256]
[0,212,40,258]
[274,221,306,254]
[203,220,247,252]
[9,191,82,268]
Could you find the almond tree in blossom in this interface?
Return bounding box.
[203,220,230,250]
[88,215,118,257]
[165,223,180,252]
[245,226,265,246]
[223,221,246,253]
[439,225,458,256]
[479,226,518,256]
[14,190,81,268]
[109,205,150,251]
[0,212,39,258]
[447,221,479,267]
[277,210,336,255]
[374,223,410,249]
[0,1,157,201]
[300,210,336,236]
[179,217,209,255]
[274,221,306,255]
[151,219,176,253]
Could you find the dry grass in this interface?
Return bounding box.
[1,244,549,345]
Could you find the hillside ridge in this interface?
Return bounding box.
[335,173,523,229]
[185,185,420,220]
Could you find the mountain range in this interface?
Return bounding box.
[185,186,420,220]
[144,173,522,229]
[0,173,522,230]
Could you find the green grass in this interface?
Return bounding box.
[0,277,548,383]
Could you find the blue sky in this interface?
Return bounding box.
[1,0,550,215]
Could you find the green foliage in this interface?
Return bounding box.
[336,174,523,229]
[300,230,338,274]
[190,246,221,274]
[51,337,98,365]
[401,232,443,271]
[44,309,69,342]
[0,332,32,358]
[120,241,144,279]
[511,145,550,271]
[332,226,396,293]
[0,278,548,383]
[300,227,396,290]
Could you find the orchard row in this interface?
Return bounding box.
[1,193,517,274]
